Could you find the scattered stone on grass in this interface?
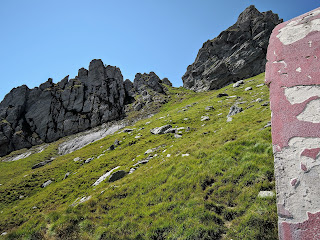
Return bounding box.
[41,180,53,188]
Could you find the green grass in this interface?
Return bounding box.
[0,73,277,239]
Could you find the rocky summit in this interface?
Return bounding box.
[182,5,282,92]
[0,59,171,157]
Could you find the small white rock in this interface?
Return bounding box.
[167,154,171,157]
[182,153,190,157]
[258,191,275,198]
[145,149,153,155]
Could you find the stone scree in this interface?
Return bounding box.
[266,7,320,240]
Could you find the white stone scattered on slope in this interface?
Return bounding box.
[258,191,275,198]
[145,149,154,155]
[73,157,81,162]
[167,154,171,157]
[201,116,210,121]
[92,166,120,186]
[182,153,190,157]
[41,180,53,188]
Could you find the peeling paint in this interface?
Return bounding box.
[266,6,320,239]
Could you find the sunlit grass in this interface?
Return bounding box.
[0,73,277,239]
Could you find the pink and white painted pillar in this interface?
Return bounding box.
[266,7,320,240]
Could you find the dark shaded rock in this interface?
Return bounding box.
[182,5,282,91]
[109,170,127,182]
[32,159,53,169]
[217,93,229,98]
[123,79,135,104]
[161,78,172,87]
[123,128,134,133]
[108,145,115,151]
[0,59,126,157]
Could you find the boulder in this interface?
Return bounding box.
[41,180,53,188]
[227,105,243,117]
[31,159,53,169]
[150,125,172,134]
[217,93,229,98]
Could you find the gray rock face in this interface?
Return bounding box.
[182,5,282,91]
[133,72,171,94]
[0,59,126,157]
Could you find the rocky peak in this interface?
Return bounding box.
[0,59,172,157]
[0,59,126,157]
[236,5,264,28]
[182,5,282,92]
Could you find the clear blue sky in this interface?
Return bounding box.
[0,0,319,101]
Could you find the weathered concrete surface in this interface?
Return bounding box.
[266,7,320,239]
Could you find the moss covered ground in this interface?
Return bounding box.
[0,73,277,239]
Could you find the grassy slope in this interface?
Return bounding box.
[0,73,277,240]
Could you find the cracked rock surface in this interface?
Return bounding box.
[182,5,282,92]
[0,59,126,156]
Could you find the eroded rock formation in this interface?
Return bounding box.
[0,59,125,156]
[182,5,282,91]
[0,59,172,157]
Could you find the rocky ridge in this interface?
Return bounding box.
[182,5,282,91]
[0,59,171,157]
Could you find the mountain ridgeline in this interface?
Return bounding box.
[0,5,280,157]
[0,60,171,157]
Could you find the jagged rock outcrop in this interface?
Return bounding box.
[0,60,172,157]
[133,72,166,94]
[0,59,126,157]
[124,72,172,113]
[182,5,282,91]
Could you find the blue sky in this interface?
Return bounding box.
[0,0,319,101]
